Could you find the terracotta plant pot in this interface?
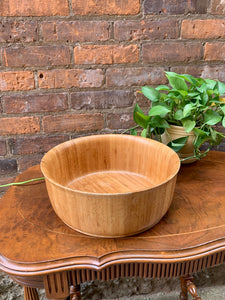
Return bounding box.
[41,134,180,238]
[161,125,197,164]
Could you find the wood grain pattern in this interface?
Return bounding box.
[0,151,224,277]
[40,134,180,237]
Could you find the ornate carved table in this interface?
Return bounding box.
[0,151,225,300]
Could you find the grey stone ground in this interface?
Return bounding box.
[1,263,225,299]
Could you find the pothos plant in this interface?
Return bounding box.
[125,71,225,161]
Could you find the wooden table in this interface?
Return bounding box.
[0,151,225,300]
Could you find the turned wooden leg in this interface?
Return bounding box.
[24,287,39,300]
[70,285,81,300]
[180,276,201,300]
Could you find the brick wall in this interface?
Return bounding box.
[0,0,225,185]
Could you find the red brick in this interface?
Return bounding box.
[3,93,68,114]
[0,140,7,155]
[42,114,104,133]
[71,90,134,110]
[2,46,70,67]
[18,154,43,172]
[0,117,40,135]
[204,42,225,61]
[9,135,68,155]
[181,20,225,39]
[142,42,203,63]
[144,0,207,14]
[0,159,17,175]
[0,21,37,43]
[107,113,135,129]
[74,45,139,65]
[114,19,179,41]
[0,71,34,91]
[41,21,110,42]
[38,69,104,89]
[71,0,140,15]
[210,0,225,14]
[106,67,166,87]
[0,0,69,16]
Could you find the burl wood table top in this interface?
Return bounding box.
[0,151,225,277]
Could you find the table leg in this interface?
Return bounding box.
[70,285,81,300]
[24,287,39,300]
[180,276,201,300]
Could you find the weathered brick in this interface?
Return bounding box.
[9,135,68,155]
[144,0,207,14]
[107,113,135,129]
[41,21,110,42]
[171,65,225,83]
[38,69,104,89]
[142,42,203,63]
[114,19,179,41]
[0,141,7,156]
[0,71,34,91]
[0,0,69,16]
[0,21,37,43]
[181,20,225,39]
[0,98,2,113]
[74,45,139,65]
[2,46,70,67]
[0,159,17,175]
[204,42,225,61]
[3,93,68,114]
[71,90,134,110]
[42,114,104,133]
[0,117,40,135]
[71,0,140,15]
[210,0,225,14]
[18,154,43,172]
[0,176,15,194]
[106,67,166,87]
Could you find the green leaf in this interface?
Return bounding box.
[141,129,147,137]
[174,109,183,120]
[148,105,170,117]
[223,116,225,127]
[201,90,208,105]
[141,86,160,102]
[150,116,170,128]
[155,85,171,91]
[188,92,200,98]
[133,104,151,129]
[204,79,217,90]
[130,128,137,136]
[193,128,209,138]
[221,105,225,115]
[183,104,194,118]
[167,136,188,152]
[165,72,188,91]
[204,110,222,125]
[216,81,225,95]
[182,119,196,133]
[180,74,198,85]
[193,128,209,149]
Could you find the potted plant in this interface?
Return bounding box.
[125,71,225,163]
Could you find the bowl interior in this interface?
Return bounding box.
[41,134,180,194]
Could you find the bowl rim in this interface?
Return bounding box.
[40,134,181,196]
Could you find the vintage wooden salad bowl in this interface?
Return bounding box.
[41,134,180,238]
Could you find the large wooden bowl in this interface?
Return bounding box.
[41,134,180,238]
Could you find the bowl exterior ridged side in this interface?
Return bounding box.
[44,174,177,238]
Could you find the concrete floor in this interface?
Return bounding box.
[116,285,225,299]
